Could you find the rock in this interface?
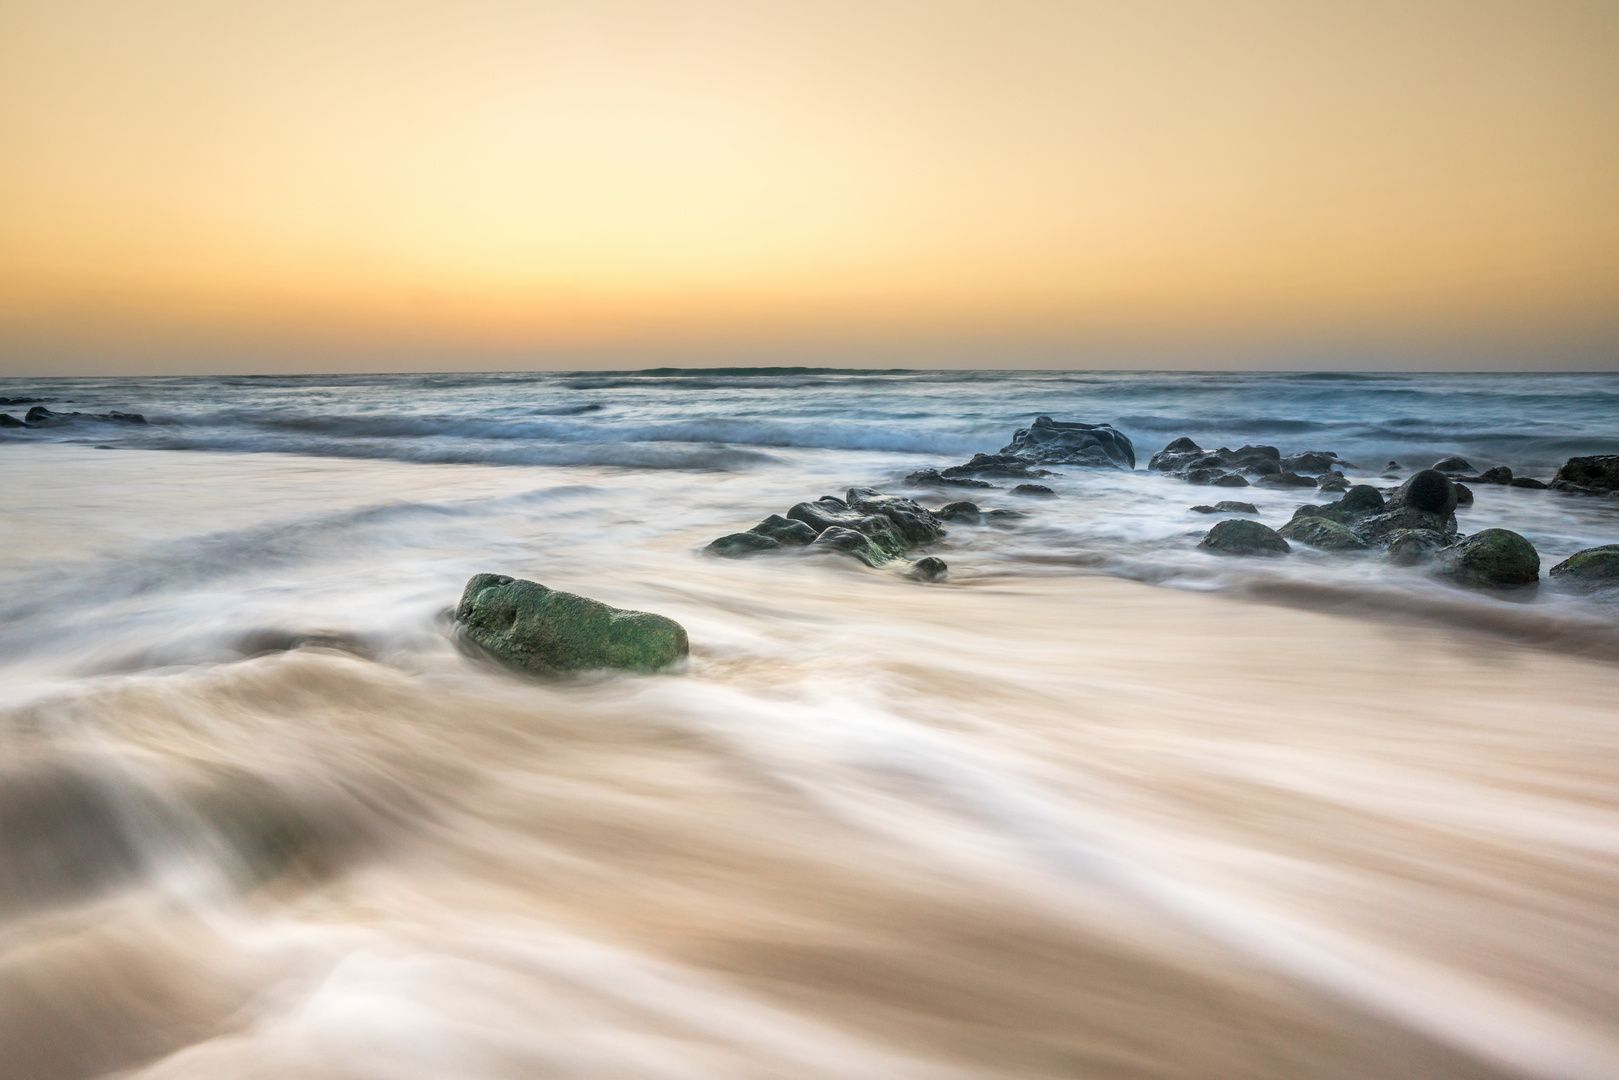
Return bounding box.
[749,514,817,546]
[1210,473,1251,487]
[1281,452,1339,474]
[998,416,1135,469]
[810,526,883,563]
[0,413,22,428]
[1353,507,1457,545]
[1548,545,1619,585]
[986,508,1025,520]
[845,488,945,545]
[25,406,52,423]
[1387,469,1458,516]
[1453,482,1473,506]
[938,501,982,523]
[1385,461,1401,470]
[1550,455,1619,495]
[1316,474,1350,493]
[1161,437,1201,454]
[1338,484,1386,515]
[903,468,992,489]
[786,497,906,556]
[1385,529,1451,566]
[17,405,147,427]
[1198,519,1290,557]
[706,532,783,557]
[1245,458,1282,477]
[1473,466,1513,485]
[1191,500,1258,514]
[910,556,948,582]
[1278,516,1368,550]
[1437,529,1540,589]
[1255,471,1317,488]
[937,452,1054,480]
[1432,456,1472,473]
[1010,483,1056,497]
[1509,477,1548,490]
[456,573,688,674]
[106,411,147,424]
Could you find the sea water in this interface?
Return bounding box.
[1,369,1617,1079]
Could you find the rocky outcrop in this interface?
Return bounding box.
[1148,437,1352,489]
[707,487,947,572]
[1436,529,1540,589]
[16,406,147,426]
[1548,545,1619,585]
[456,573,689,674]
[1550,456,1619,495]
[1198,519,1290,557]
[1277,517,1367,551]
[998,416,1135,469]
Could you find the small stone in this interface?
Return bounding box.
[910,556,948,582]
[1198,519,1290,557]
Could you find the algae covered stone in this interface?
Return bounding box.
[1436,529,1540,589]
[1548,545,1619,585]
[1198,519,1290,557]
[1277,516,1368,551]
[456,573,688,674]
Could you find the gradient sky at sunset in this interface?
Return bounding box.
[2,0,1615,373]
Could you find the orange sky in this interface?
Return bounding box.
[1,0,1615,373]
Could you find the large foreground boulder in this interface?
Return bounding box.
[1548,545,1619,585]
[1436,530,1540,589]
[1550,455,1619,495]
[1198,519,1290,557]
[456,574,688,674]
[998,416,1135,469]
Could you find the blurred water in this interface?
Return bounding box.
[1,370,1617,1079]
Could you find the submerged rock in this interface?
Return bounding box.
[1255,471,1317,488]
[1316,474,1350,493]
[706,532,782,557]
[1353,506,1457,545]
[1198,519,1290,557]
[1509,476,1549,490]
[1432,456,1473,473]
[1550,455,1619,495]
[998,416,1135,469]
[0,413,22,428]
[910,556,949,582]
[749,514,817,546]
[456,573,688,674]
[1190,500,1258,514]
[1437,529,1540,589]
[1548,545,1619,585]
[1011,483,1056,497]
[1385,529,1451,566]
[1471,466,1513,485]
[1277,516,1368,551]
[903,467,993,489]
[938,501,982,523]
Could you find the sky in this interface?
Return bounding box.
[1,0,1615,374]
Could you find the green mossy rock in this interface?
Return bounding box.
[749,515,817,546]
[1437,529,1540,589]
[1548,545,1619,584]
[706,532,781,557]
[456,573,689,674]
[1198,518,1290,557]
[1277,516,1368,551]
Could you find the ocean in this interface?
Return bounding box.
[2,369,1617,1079]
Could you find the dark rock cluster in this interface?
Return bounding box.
[706,486,949,576]
[906,416,1133,488]
[0,405,147,428]
[1147,437,1351,489]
